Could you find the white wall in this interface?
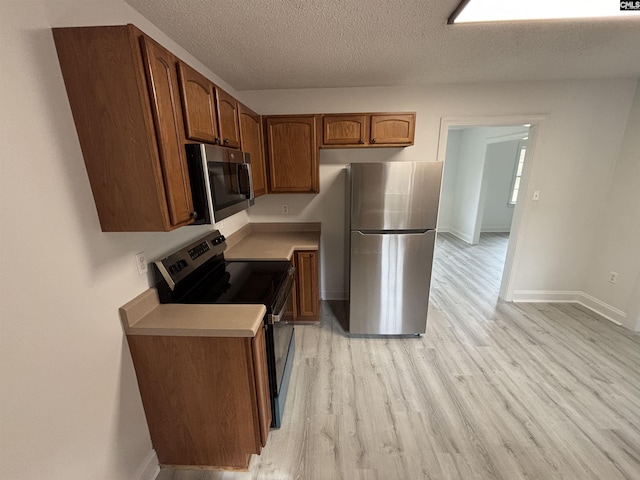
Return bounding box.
[584,80,640,330]
[480,139,520,233]
[436,130,461,232]
[243,80,636,310]
[448,127,488,243]
[0,2,250,480]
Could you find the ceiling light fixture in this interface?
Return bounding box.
[448,0,640,24]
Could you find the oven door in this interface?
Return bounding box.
[269,272,295,395]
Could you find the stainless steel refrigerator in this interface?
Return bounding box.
[347,162,443,335]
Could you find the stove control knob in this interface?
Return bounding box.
[179,260,188,268]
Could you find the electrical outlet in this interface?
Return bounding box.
[282,205,289,214]
[608,271,618,284]
[532,190,540,201]
[135,252,148,275]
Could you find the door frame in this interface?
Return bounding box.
[436,115,547,301]
[473,132,529,245]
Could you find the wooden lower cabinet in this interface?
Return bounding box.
[293,250,320,320]
[126,327,271,469]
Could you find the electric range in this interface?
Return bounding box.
[153,230,295,428]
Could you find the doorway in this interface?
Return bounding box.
[435,116,544,301]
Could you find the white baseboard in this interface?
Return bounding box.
[511,290,626,326]
[134,450,159,480]
[480,226,511,233]
[448,227,473,244]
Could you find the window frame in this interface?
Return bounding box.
[508,141,527,206]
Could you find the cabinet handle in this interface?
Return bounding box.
[214,137,220,145]
[223,138,230,145]
[371,138,377,144]
[190,211,198,219]
[358,138,364,144]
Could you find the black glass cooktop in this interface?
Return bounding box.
[173,260,292,311]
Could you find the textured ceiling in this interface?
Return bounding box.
[125,0,640,91]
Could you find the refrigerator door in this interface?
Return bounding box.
[351,162,443,231]
[349,230,436,335]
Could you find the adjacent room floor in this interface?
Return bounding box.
[157,233,640,480]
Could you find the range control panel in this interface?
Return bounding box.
[188,242,210,260]
[155,230,227,289]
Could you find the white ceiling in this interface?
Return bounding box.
[125,0,640,91]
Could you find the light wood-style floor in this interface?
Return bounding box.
[157,233,640,480]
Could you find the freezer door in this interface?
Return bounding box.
[351,162,443,231]
[349,230,436,335]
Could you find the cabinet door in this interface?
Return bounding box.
[322,114,367,145]
[369,113,416,145]
[127,335,263,468]
[216,88,241,148]
[252,326,272,447]
[238,103,268,197]
[177,62,219,144]
[295,250,319,319]
[140,36,195,226]
[265,116,319,193]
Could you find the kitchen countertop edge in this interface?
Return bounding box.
[119,289,266,338]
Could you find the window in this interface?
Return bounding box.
[509,142,526,205]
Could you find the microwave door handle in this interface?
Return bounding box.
[237,163,254,201]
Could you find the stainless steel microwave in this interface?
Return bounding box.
[186,144,254,224]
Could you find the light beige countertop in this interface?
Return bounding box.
[119,288,266,337]
[225,222,321,261]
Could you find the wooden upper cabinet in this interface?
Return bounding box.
[323,114,367,145]
[238,103,268,197]
[177,62,219,144]
[321,112,415,147]
[216,89,241,148]
[140,36,194,227]
[264,115,319,193]
[370,113,415,145]
[52,24,194,231]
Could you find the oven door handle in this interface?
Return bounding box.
[269,266,295,324]
[269,284,291,324]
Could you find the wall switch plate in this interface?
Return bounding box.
[135,252,148,275]
[282,205,289,214]
[532,190,540,201]
[608,271,618,284]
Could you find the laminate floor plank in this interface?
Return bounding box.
[157,233,640,480]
